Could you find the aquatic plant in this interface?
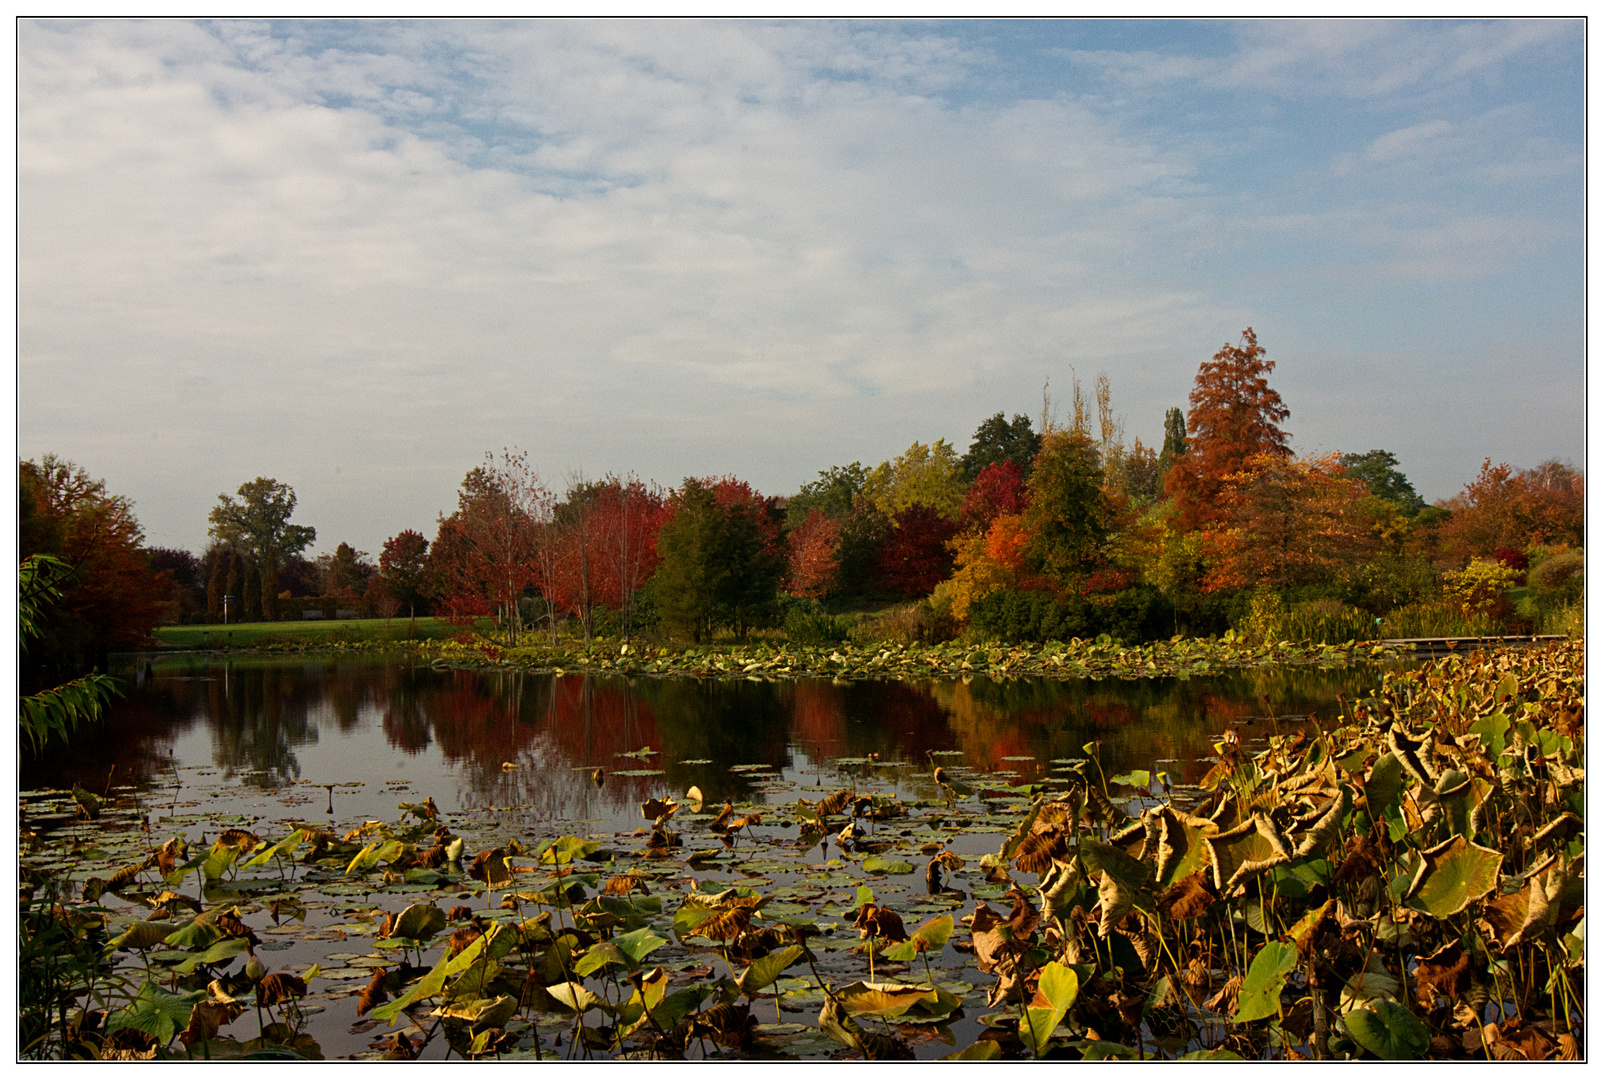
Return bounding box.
[17,641,1582,1059]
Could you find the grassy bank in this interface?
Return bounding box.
[152,616,469,650]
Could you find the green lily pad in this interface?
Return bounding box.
[1406,836,1502,918]
[1345,999,1430,1059]
[1233,940,1298,1023]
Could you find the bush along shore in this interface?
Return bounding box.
[19,640,1580,1060]
[177,633,1409,680]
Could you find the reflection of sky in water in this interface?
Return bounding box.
[25,655,1400,833]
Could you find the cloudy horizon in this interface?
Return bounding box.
[18,18,1584,557]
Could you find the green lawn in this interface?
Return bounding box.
[153,616,469,649]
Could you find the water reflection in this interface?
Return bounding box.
[22,655,1396,830]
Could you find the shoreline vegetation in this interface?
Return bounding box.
[146,621,1415,680]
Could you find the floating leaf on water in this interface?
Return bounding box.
[1344,998,1430,1059]
[861,855,914,876]
[736,944,805,995]
[110,921,179,951]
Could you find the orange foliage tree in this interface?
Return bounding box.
[788,508,842,599]
[1435,458,1584,566]
[1165,327,1291,531]
[944,512,1030,621]
[1199,452,1375,592]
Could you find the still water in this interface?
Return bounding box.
[24,653,1394,828]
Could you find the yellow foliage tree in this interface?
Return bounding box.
[862,439,967,521]
[942,513,1029,621]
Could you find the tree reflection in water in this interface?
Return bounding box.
[24,655,1398,829]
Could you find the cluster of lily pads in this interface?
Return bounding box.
[411,633,1406,682]
[18,640,1582,1060]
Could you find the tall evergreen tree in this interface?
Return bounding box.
[651,478,786,642]
[1339,450,1426,515]
[1158,407,1187,477]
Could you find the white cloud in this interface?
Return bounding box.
[16,19,1582,553]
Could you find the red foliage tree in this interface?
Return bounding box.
[376,529,432,617]
[960,460,1029,534]
[430,453,546,645]
[788,509,842,599]
[1165,327,1291,531]
[19,455,171,678]
[588,476,668,639]
[875,502,959,599]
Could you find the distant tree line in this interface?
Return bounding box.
[21,326,1585,668]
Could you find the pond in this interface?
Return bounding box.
[21,653,1401,1061]
[26,653,1395,829]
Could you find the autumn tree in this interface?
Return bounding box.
[959,460,1029,534]
[862,439,967,521]
[208,477,316,622]
[945,512,1030,620]
[376,529,432,616]
[431,452,545,646]
[1435,458,1584,567]
[788,508,842,600]
[1165,328,1291,531]
[147,547,202,624]
[586,475,666,640]
[960,412,1040,482]
[19,455,171,680]
[875,503,959,599]
[1199,452,1375,592]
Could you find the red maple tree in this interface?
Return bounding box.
[876,503,959,598]
[960,460,1029,534]
[788,508,842,599]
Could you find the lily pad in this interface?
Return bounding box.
[1345,999,1429,1059]
[1406,836,1501,918]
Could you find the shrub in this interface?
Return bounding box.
[1092,584,1174,644]
[967,588,1097,644]
[1445,559,1521,622]
[783,599,849,645]
[1339,551,1440,616]
[1531,548,1584,598]
[967,586,1171,645]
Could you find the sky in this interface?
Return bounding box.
[16,18,1585,557]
